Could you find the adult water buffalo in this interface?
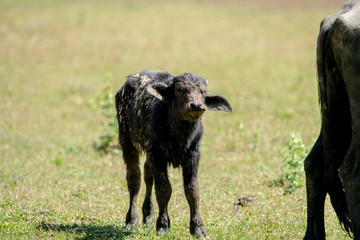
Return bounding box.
[304,0,360,239]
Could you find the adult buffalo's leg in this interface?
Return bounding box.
[142,159,155,224]
[335,23,360,239]
[304,133,327,240]
[182,154,208,238]
[343,99,360,239]
[339,120,360,238]
[339,143,360,239]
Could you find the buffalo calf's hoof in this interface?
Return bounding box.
[156,216,170,235]
[125,212,139,230]
[190,220,208,238]
[142,200,155,224]
[192,226,208,238]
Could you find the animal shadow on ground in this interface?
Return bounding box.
[39,222,133,239]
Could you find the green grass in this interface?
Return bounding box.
[0,0,349,239]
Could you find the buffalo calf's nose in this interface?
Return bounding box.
[190,102,205,112]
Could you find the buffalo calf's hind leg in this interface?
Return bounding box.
[123,146,141,228]
[142,159,155,224]
[304,133,326,240]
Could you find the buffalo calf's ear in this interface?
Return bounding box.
[205,93,232,112]
[146,82,169,100]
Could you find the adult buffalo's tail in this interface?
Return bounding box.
[317,18,352,236]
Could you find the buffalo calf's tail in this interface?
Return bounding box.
[115,87,125,146]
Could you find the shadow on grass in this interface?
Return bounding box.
[39,222,133,239]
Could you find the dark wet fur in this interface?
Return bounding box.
[115,70,231,237]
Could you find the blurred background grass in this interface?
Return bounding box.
[0,0,349,239]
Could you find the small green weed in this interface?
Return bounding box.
[90,73,120,154]
[273,133,308,195]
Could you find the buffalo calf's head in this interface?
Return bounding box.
[147,73,232,122]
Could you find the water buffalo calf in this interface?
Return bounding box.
[304,1,360,239]
[115,70,232,237]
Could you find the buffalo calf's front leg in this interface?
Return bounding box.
[182,162,208,238]
[152,166,172,234]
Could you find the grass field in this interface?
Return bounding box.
[0,0,350,239]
